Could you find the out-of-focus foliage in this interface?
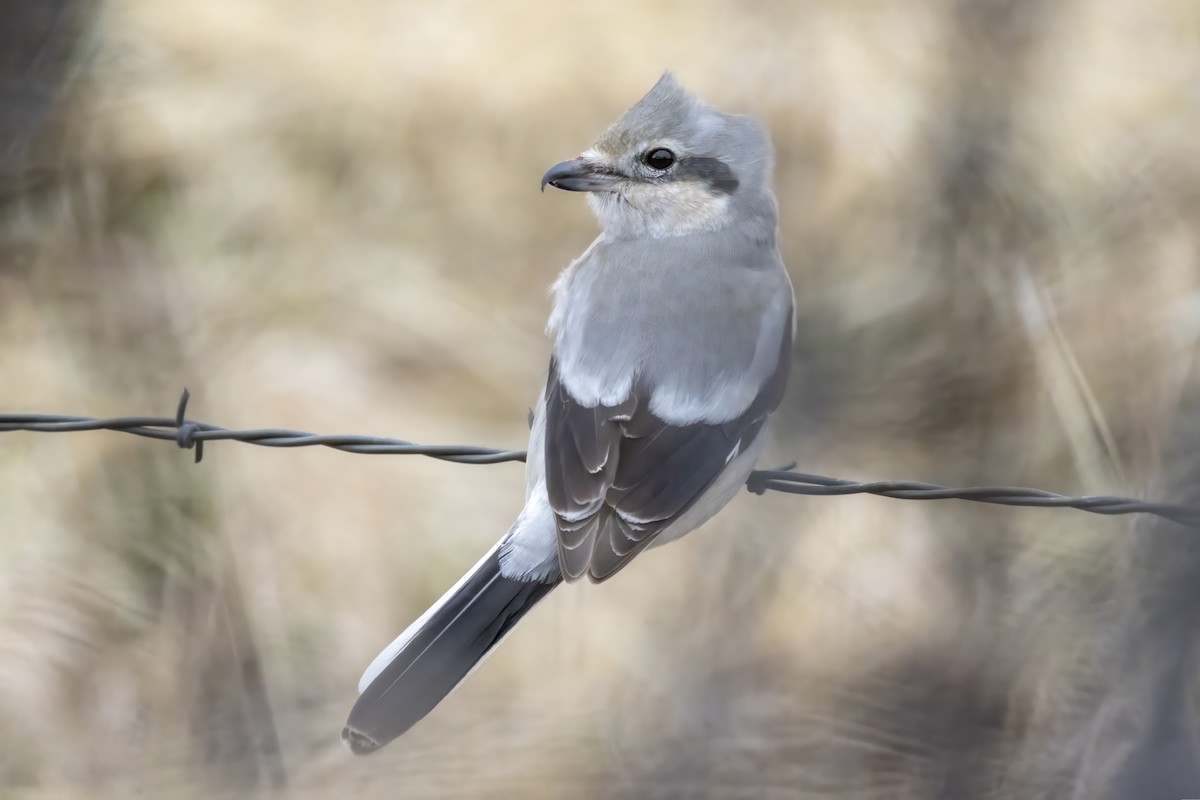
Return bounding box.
[2,0,1200,797]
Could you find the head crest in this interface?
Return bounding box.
[621,71,698,123]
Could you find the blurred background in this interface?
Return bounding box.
[3,0,1200,797]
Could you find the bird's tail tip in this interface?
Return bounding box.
[341,725,382,756]
[342,542,560,754]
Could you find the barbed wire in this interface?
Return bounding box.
[0,390,528,465]
[2,389,1198,529]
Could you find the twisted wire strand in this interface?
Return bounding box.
[0,413,528,464]
[2,389,1197,528]
[745,471,1200,528]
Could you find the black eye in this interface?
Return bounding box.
[642,148,675,170]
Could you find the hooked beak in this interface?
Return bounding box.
[540,158,621,193]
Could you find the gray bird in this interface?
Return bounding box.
[343,73,794,754]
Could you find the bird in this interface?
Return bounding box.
[342,72,794,754]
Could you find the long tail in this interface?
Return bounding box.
[342,542,560,754]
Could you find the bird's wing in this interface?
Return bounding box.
[544,308,792,583]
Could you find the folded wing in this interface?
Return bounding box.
[545,310,792,582]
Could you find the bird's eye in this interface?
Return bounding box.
[642,148,676,170]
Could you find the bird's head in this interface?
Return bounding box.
[541,73,776,239]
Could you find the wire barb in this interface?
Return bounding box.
[175,388,204,463]
[1,392,1197,530]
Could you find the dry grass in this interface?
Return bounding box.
[2,0,1200,797]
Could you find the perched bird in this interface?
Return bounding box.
[343,73,794,754]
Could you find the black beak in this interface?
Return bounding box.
[540,158,619,193]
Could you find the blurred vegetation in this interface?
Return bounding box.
[2,0,1200,797]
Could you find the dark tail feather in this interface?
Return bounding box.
[342,546,559,754]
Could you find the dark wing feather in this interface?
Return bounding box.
[544,311,792,583]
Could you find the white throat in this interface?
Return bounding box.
[587,185,734,239]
